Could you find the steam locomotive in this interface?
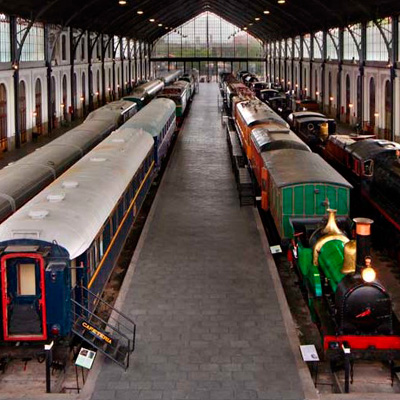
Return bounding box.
[292,209,400,362]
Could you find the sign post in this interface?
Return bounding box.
[45,341,54,393]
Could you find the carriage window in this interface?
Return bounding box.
[94,240,99,265]
[118,200,124,222]
[363,160,374,177]
[88,247,95,276]
[103,219,111,250]
[99,234,104,258]
[112,211,118,235]
[17,264,36,296]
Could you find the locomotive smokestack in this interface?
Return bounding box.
[353,217,374,272]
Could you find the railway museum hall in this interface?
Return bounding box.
[0,1,400,400]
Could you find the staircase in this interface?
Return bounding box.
[70,286,136,370]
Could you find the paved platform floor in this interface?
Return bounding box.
[88,83,310,400]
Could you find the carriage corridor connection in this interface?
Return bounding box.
[88,83,314,400]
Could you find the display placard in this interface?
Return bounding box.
[300,345,319,362]
[75,348,96,370]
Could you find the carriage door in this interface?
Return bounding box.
[1,253,47,341]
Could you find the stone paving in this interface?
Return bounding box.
[89,83,306,400]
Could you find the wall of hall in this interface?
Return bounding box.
[0,27,151,151]
[269,57,399,142]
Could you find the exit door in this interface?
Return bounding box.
[1,253,47,341]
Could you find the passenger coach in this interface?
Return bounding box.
[0,127,154,342]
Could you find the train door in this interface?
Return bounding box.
[1,253,47,341]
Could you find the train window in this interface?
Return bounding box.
[17,263,36,296]
[118,200,124,222]
[88,247,95,276]
[363,160,374,177]
[103,219,111,250]
[112,211,118,235]
[94,240,100,265]
[99,234,104,258]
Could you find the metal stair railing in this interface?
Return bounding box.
[70,286,136,370]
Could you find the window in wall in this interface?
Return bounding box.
[61,35,67,61]
[17,19,45,61]
[326,28,339,60]
[153,12,263,60]
[303,34,311,59]
[122,37,128,59]
[313,31,323,59]
[81,37,86,60]
[113,36,120,59]
[366,18,391,61]
[0,14,10,62]
[343,24,361,61]
[294,36,300,58]
[280,39,285,58]
[286,38,292,58]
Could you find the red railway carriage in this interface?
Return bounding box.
[234,98,289,159]
[249,126,310,188]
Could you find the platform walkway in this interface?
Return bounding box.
[87,83,314,400]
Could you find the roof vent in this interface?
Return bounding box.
[90,157,107,162]
[62,180,79,189]
[47,193,66,202]
[29,210,49,220]
[112,138,125,143]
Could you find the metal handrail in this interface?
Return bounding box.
[70,308,130,359]
[70,298,135,354]
[72,285,136,338]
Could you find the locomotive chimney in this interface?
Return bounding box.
[353,217,374,272]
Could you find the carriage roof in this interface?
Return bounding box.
[251,126,311,153]
[123,98,175,137]
[347,139,400,160]
[236,100,289,127]
[262,150,352,188]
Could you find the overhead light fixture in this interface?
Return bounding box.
[255,17,260,21]
[249,23,253,26]
[118,0,127,5]
[278,0,285,3]
[158,23,163,26]
[264,10,270,14]
[165,26,169,29]
[149,18,155,22]
[243,27,248,31]
[137,10,143,14]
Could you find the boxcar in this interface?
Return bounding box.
[261,150,352,239]
[249,126,310,190]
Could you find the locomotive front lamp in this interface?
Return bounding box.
[362,267,376,283]
[374,112,379,118]
[316,91,320,96]
[348,103,354,108]
[330,96,334,101]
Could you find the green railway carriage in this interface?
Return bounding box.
[261,150,352,239]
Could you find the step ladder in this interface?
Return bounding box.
[70,286,136,370]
